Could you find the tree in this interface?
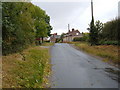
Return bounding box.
[95,20,104,41]
[33,5,52,43]
[88,20,104,45]
[60,33,65,42]
[45,15,53,37]
[2,2,52,55]
[88,18,98,45]
[102,18,118,41]
[2,2,36,55]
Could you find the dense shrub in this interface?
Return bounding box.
[99,41,119,45]
[46,40,50,42]
[73,37,85,42]
[87,18,119,45]
[102,18,119,41]
[73,33,89,42]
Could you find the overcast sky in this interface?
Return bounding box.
[31,0,119,35]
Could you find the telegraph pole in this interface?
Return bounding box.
[90,0,96,45]
[118,1,120,19]
[91,0,94,22]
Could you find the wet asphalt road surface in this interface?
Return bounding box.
[50,43,119,88]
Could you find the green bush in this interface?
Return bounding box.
[73,33,89,42]
[99,41,119,45]
[73,35,89,42]
[73,37,84,41]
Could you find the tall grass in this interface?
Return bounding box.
[41,42,54,46]
[2,46,51,88]
[74,42,119,65]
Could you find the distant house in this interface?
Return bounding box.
[63,28,83,42]
[43,37,48,41]
[50,33,60,43]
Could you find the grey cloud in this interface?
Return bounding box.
[32,2,89,34]
[32,1,117,34]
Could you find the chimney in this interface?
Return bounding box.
[68,24,70,32]
[72,28,74,32]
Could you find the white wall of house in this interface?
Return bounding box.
[63,35,83,42]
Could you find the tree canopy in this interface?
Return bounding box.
[2,2,52,55]
[102,18,118,41]
[87,18,119,45]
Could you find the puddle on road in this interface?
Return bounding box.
[92,67,120,83]
[105,68,119,74]
[104,68,120,83]
[93,67,99,69]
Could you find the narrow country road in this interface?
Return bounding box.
[50,43,119,88]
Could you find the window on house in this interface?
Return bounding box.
[76,33,79,35]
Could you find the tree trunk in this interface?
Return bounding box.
[41,37,44,43]
[39,40,41,45]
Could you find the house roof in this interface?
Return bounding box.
[50,33,60,39]
[65,28,81,37]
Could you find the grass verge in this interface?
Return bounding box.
[2,46,51,88]
[70,42,119,66]
[41,42,54,46]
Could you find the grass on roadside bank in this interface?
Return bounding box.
[69,42,119,66]
[2,46,51,88]
[41,42,54,46]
